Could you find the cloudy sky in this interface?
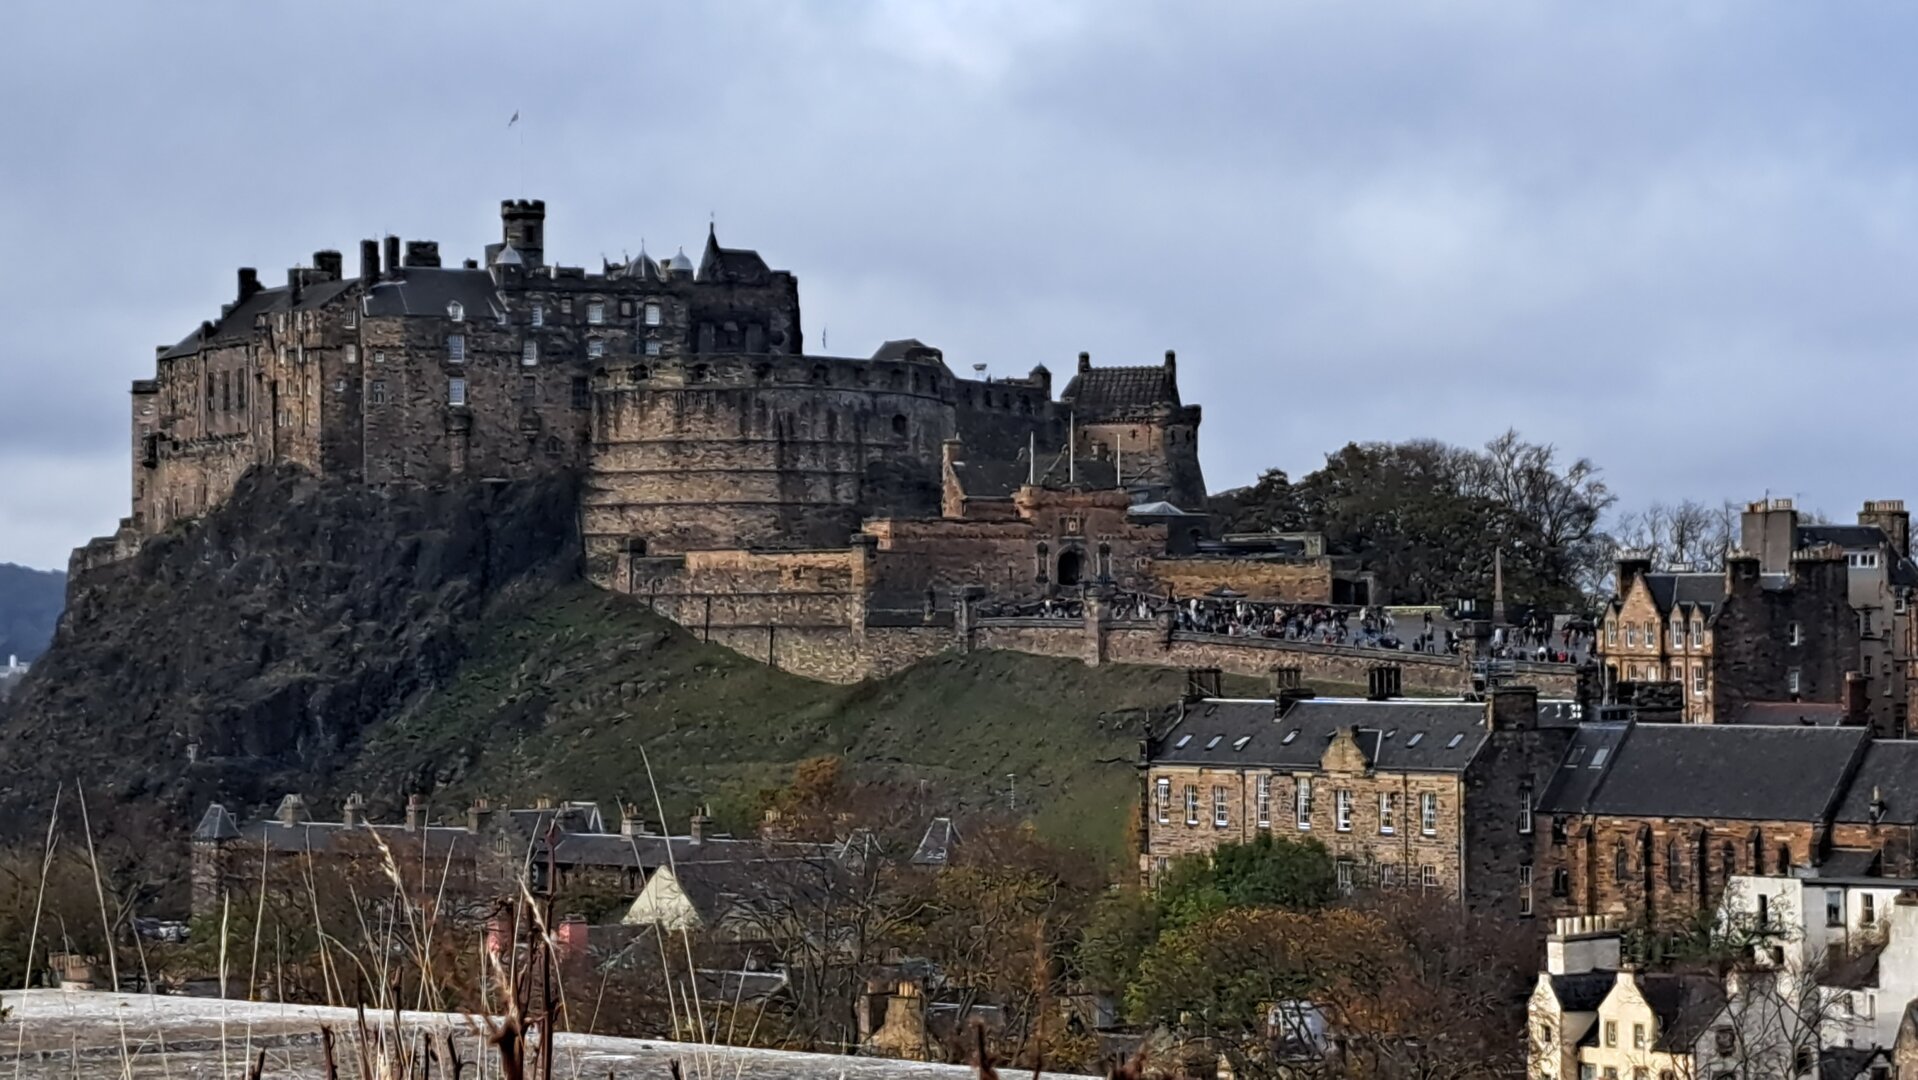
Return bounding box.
[4,2,1915,569]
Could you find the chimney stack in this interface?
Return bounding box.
[359,239,380,283]
[275,793,308,827]
[1546,914,1623,976]
[620,803,646,837]
[312,250,343,281]
[466,797,493,834]
[1860,500,1911,560]
[1487,685,1540,730]
[405,793,425,832]
[341,793,365,828]
[382,235,401,279]
[1077,350,1091,374]
[689,808,711,845]
[1184,667,1223,702]
[1164,348,1177,375]
[236,267,261,303]
[1845,672,1870,727]
[402,240,441,268]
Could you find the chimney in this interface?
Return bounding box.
[689,808,711,845]
[1845,672,1870,727]
[275,793,308,827]
[1268,666,1302,697]
[1790,543,1846,594]
[1184,667,1223,702]
[312,250,343,281]
[466,797,493,834]
[341,793,365,828]
[1726,551,1762,594]
[1615,553,1652,596]
[405,793,425,832]
[402,240,441,268]
[1366,664,1402,701]
[382,236,401,279]
[1487,685,1540,731]
[1741,497,1800,574]
[1546,914,1624,976]
[1076,350,1092,373]
[359,239,380,283]
[1860,500,1911,559]
[620,803,646,837]
[463,258,479,269]
[236,267,261,303]
[1276,686,1316,717]
[1163,348,1177,375]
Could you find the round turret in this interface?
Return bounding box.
[667,248,695,274]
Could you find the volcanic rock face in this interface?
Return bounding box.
[0,466,580,851]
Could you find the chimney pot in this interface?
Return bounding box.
[382,236,401,279]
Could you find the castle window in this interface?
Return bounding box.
[1788,622,1802,646]
[1671,621,1683,649]
[447,301,464,322]
[374,351,386,365]
[1626,624,1638,647]
[1336,859,1354,895]
[1518,866,1533,916]
[221,372,231,412]
[891,414,908,437]
[520,374,538,403]
[1690,619,1703,646]
[587,339,605,359]
[1552,868,1569,897]
[530,303,544,327]
[644,340,662,357]
[345,345,359,365]
[690,365,710,384]
[1614,843,1629,882]
[236,377,246,410]
[587,302,605,325]
[1788,667,1802,696]
[1606,619,1617,646]
[345,308,357,329]
[644,302,662,326]
[1296,778,1312,829]
[571,377,589,409]
[1378,792,1397,835]
[1035,541,1049,583]
[560,298,573,315]
[620,300,633,318]
[447,377,467,406]
[522,341,538,366]
[448,334,465,363]
[369,380,387,404]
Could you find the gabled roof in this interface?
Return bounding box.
[1540,724,1868,822]
[1834,740,1918,824]
[698,226,771,284]
[1636,973,1728,1051]
[159,278,358,360]
[362,268,507,320]
[1149,698,1491,773]
[1546,971,1614,1012]
[1058,365,1179,420]
[947,454,1029,500]
[1640,572,1724,614]
[191,803,240,842]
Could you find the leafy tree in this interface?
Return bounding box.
[1155,833,1336,929]
[1075,886,1159,996]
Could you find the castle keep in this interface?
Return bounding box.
[87,196,1455,683]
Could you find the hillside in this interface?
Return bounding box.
[0,563,65,663]
[0,466,1297,899]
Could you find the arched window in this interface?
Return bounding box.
[1098,541,1113,581]
[1777,844,1792,875]
[1057,549,1083,587]
[689,364,710,384]
[1613,843,1629,883]
[1666,840,1684,886]
[891,414,908,437]
[1720,842,1737,883]
[1552,868,1570,897]
[1035,542,1049,584]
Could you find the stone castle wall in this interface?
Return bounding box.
[1143,556,1334,603]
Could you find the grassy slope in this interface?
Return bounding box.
[345,583,1363,863]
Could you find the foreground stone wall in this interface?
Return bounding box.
[1143,556,1334,603]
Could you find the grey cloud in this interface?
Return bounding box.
[6,2,1918,568]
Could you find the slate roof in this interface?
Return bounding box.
[1820,1046,1891,1080]
[1815,848,1883,879]
[1546,971,1615,1012]
[159,278,359,360]
[1641,572,1724,614]
[872,338,936,362]
[1638,973,1728,1051]
[667,858,841,924]
[230,820,480,859]
[947,454,1028,499]
[1736,702,1849,727]
[698,228,771,283]
[912,818,961,866]
[544,831,827,870]
[1834,740,1918,824]
[1539,724,1868,822]
[191,803,240,842]
[1058,365,1179,419]
[1149,698,1491,772]
[362,268,507,320]
[1798,525,1887,550]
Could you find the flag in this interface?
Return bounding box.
[508,110,520,127]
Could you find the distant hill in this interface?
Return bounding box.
[0,563,64,663]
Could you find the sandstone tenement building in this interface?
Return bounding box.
[83,196,1460,683]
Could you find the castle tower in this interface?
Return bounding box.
[500,199,546,267]
[1057,349,1206,509]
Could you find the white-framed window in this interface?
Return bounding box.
[447,333,465,363]
[587,339,605,359]
[345,308,358,329]
[344,344,359,365]
[1154,778,1170,824]
[1519,787,1534,833]
[373,350,386,365]
[1898,594,1909,615]
[1788,668,1802,695]
[1296,778,1312,830]
[1851,551,1881,569]
[560,297,573,315]
[1379,863,1397,888]
[1691,619,1703,646]
[1633,1023,1646,1050]
[587,301,605,325]
[1378,792,1397,835]
[1420,792,1438,835]
[1335,859,1354,895]
[522,341,538,366]
[1335,789,1353,832]
[1693,664,1705,696]
[1789,622,1802,646]
[447,300,464,322]
[644,339,662,357]
[1605,619,1617,646]
[447,377,467,406]
[1863,893,1877,926]
[1255,775,1271,828]
[369,379,387,404]
[1519,866,1534,916]
[644,302,662,326]
[1184,786,1199,826]
[1626,624,1638,647]
[1421,864,1438,890]
[1671,622,1683,649]
[1153,856,1168,876]
[1213,786,1228,828]
[530,303,544,327]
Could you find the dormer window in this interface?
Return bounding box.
[447,301,464,322]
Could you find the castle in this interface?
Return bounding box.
[85,197,1375,681]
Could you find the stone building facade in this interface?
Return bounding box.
[1139,675,1578,918]
[1594,544,1866,727]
